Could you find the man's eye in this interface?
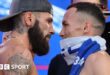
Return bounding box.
[62,21,68,26]
[47,18,53,23]
[63,23,68,27]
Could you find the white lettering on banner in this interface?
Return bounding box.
[74,56,80,65]
[73,56,84,65]
[0,64,29,70]
[0,64,3,70]
[79,58,84,65]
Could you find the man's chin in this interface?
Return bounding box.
[33,42,49,56]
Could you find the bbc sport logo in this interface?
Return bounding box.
[0,64,29,70]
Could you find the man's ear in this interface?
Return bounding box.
[22,12,35,28]
[83,21,92,35]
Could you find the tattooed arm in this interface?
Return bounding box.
[4,54,36,75]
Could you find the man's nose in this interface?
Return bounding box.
[49,25,54,35]
[60,29,64,37]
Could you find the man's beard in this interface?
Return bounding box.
[28,20,50,56]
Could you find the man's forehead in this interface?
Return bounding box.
[63,7,78,23]
[72,0,100,4]
[65,7,77,17]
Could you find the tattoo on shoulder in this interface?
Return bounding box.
[6,54,32,75]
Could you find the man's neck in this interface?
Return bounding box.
[10,31,31,51]
[10,31,36,58]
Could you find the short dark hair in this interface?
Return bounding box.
[67,2,105,32]
[71,0,108,8]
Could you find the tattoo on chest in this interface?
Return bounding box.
[5,54,32,75]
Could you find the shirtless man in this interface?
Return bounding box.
[0,0,54,75]
[48,2,110,75]
[71,0,110,54]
